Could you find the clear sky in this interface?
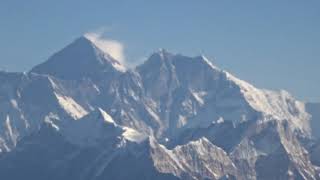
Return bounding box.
[0,0,319,102]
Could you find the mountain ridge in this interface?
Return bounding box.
[0,36,319,180]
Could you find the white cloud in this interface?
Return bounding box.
[84,31,126,65]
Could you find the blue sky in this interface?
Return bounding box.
[0,0,319,102]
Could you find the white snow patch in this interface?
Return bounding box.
[200,55,220,70]
[122,127,147,143]
[191,90,207,105]
[54,93,88,119]
[217,117,224,124]
[97,108,115,124]
[92,84,101,94]
[10,99,18,109]
[145,106,160,122]
[177,115,187,128]
[4,115,17,145]
[225,71,310,134]
[44,116,60,131]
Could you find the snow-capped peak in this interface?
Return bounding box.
[30,36,125,80]
[1,39,319,180]
[82,35,127,72]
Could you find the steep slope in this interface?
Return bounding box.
[0,109,159,180]
[31,36,125,80]
[0,109,238,180]
[149,137,238,180]
[306,102,320,139]
[59,108,147,146]
[136,50,311,141]
[0,38,318,180]
[227,73,311,135]
[230,120,318,180]
[0,72,27,151]
[136,50,258,138]
[0,72,88,152]
[0,36,129,152]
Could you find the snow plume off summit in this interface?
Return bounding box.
[0,36,319,180]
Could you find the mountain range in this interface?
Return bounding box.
[0,36,319,180]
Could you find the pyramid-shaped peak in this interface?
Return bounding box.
[72,35,94,46]
[30,36,126,80]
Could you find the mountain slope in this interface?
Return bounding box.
[31,36,125,80]
[136,50,311,141]
[306,103,320,139]
[0,110,237,180]
[0,37,318,180]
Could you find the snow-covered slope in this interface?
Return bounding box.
[60,108,147,146]
[136,50,311,140]
[0,37,318,180]
[0,120,236,180]
[227,72,311,135]
[230,119,317,179]
[149,137,238,179]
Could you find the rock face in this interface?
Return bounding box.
[0,37,319,180]
[306,103,320,139]
[31,36,126,80]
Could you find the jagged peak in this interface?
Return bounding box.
[156,48,174,58]
[173,137,219,151]
[143,49,220,71]
[147,48,175,62]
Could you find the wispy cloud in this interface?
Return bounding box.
[84,30,126,65]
